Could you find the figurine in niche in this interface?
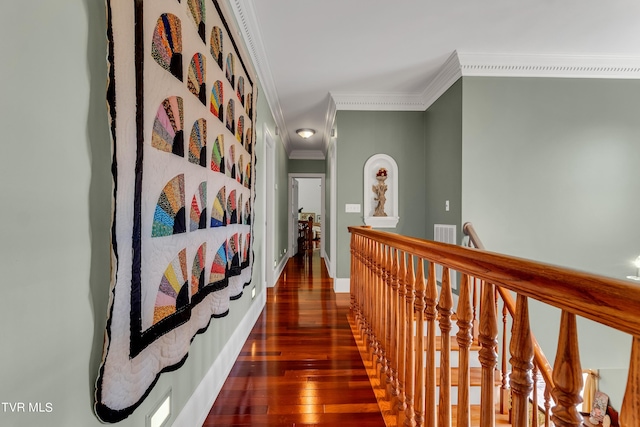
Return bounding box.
[373,168,388,217]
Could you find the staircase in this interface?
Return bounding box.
[349,313,512,427]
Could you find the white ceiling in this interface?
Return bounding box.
[230,0,640,159]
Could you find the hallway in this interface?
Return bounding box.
[203,251,386,426]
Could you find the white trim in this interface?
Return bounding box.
[323,252,332,278]
[332,50,640,112]
[263,124,276,288]
[229,0,292,153]
[322,97,337,156]
[330,92,426,111]
[457,52,640,79]
[288,150,326,160]
[334,278,350,294]
[274,253,288,284]
[329,140,337,278]
[172,291,266,427]
[421,51,463,110]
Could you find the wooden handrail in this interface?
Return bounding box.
[463,222,555,391]
[349,225,640,427]
[349,226,640,338]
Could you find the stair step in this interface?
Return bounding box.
[436,367,502,388]
[415,335,481,352]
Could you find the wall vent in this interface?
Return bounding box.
[433,224,457,289]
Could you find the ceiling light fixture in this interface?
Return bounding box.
[296,128,315,139]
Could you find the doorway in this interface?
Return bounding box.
[288,173,325,259]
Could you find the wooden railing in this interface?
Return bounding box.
[349,225,640,427]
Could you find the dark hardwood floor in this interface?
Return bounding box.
[203,250,386,426]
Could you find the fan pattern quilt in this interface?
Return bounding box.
[95,0,256,422]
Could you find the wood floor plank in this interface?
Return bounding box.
[204,251,386,426]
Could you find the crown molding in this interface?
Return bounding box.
[322,96,337,156]
[229,0,292,153]
[330,92,426,111]
[457,52,640,79]
[288,150,326,160]
[332,51,640,112]
[421,51,463,110]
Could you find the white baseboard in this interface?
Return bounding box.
[334,278,350,294]
[274,255,287,284]
[323,254,333,278]
[172,290,266,427]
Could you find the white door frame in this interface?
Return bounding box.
[263,124,275,287]
[288,173,325,258]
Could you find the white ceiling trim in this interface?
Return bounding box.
[458,52,640,79]
[333,51,640,112]
[228,0,292,153]
[330,92,426,111]
[322,96,337,156]
[289,150,326,160]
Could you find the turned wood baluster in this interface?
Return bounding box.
[472,277,479,342]
[368,239,377,357]
[373,241,382,367]
[510,295,534,427]
[355,235,364,329]
[532,365,539,427]
[424,261,438,427]
[366,238,375,347]
[437,268,453,427]
[350,232,356,312]
[478,279,498,427]
[388,247,399,403]
[396,250,408,422]
[550,311,583,427]
[384,246,392,383]
[500,300,509,415]
[544,385,551,427]
[414,258,426,427]
[386,245,397,400]
[456,274,473,427]
[360,237,369,339]
[404,255,417,427]
[378,244,388,382]
[620,336,640,427]
[379,243,388,379]
[357,235,367,336]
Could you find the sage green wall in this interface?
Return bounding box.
[424,79,463,242]
[335,111,427,278]
[461,76,640,408]
[288,159,326,174]
[0,1,269,425]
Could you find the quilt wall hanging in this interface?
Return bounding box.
[95,0,256,422]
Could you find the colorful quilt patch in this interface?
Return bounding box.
[96,0,256,422]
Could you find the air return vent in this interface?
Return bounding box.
[434,224,457,289]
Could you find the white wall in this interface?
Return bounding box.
[296,178,322,220]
